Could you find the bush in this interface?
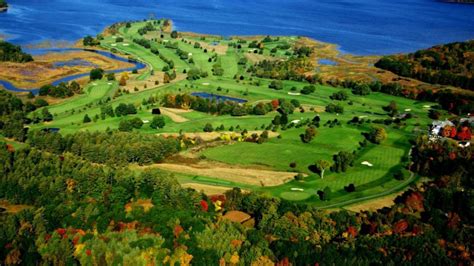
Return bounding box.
[269,80,283,90]
[344,184,356,192]
[83,114,91,123]
[90,68,104,80]
[300,126,317,143]
[129,117,144,129]
[118,120,133,132]
[325,103,344,114]
[393,169,406,180]
[294,173,305,181]
[330,90,349,101]
[365,126,387,144]
[150,115,166,129]
[203,123,213,132]
[300,85,316,95]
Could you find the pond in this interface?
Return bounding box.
[191,92,247,103]
[318,59,338,66]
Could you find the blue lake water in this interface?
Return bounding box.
[0,0,473,55]
[318,59,338,66]
[191,92,248,103]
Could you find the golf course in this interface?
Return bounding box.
[23,19,440,209]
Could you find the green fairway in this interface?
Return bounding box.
[28,19,440,208]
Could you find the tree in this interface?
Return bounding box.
[332,151,355,172]
[203,123,213,132]
[83,35,98,46]
[0,40,34,62]
[150,115,165,129]
[170,30,178,39]
[118,120,133,132]
[428,109,441,120]
[129,117,143,129]
[300,85,316,95]
[90,68,104,80]
[269,80,283,90]
[383,100,398,116]
[366,126,387,144]
[300,126,317,143]
[330,90,348,101]
[119,73,128,86]
[323,186,332,201]
[325,103,344,114]
[83,114,91,123]
[42,108,53,122]
[316,160,332,179]
[106,73,115,81]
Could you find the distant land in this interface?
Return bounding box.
[442,0,474,3]
[1,0,474,55]
[0,0,8,12]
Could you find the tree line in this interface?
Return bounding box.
[27,130,181,165]
[375,40,474,90]
[0,40,33,63]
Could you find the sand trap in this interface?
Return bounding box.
[288,92,301,96]
[111,43,117,47]
[182,183,233,195]
[291,188,304,191]
[202,82,210,86]
[107,82,113,85]
[405,109,411,112]
[123,43,129,46]
[142,120,149,123]
[291,120,300,124]
[154,163,297,186]
[423,105,431,108]
[361,161,373,167]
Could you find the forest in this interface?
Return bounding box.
[1,17,473,265]
[0,41,33,63]
[0,81,473,265]
[375,40,474,90]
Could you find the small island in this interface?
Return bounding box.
[0,0,8,12]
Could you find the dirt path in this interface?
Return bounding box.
[153,162,297,187]
[160,107,190,123]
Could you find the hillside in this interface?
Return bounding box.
[375,40,474,90]
[0,19,473,265]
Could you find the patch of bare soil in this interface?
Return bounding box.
[152,162,297,187]
[159,107,190,123]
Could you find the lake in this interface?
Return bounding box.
[0,0,473,55]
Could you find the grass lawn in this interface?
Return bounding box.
[27,20,439,208]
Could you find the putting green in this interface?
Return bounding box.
[280,191,313,201]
